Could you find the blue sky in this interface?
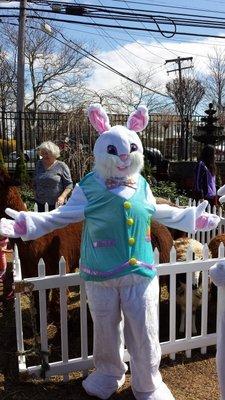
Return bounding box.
[3,1,225,101]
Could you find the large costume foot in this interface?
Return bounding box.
[133,382,175,400]
[82,371,125,399]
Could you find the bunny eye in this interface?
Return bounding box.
[130,143,138,152]
[107,145,118,155]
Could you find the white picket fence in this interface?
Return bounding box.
[13,241,225,381]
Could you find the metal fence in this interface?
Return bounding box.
[1,111,225,176]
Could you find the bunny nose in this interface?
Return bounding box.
[119,154,128,161]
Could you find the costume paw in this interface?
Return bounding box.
[82,371,125,400]
[195,213,220,231]
[209,261,225,287]
[195,200,219,231]
[0,208,27,238]
[218,185,225,203]
[133,382,175,400]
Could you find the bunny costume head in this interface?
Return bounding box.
[88,104,149,179]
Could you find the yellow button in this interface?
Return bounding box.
[127,218,134,226]
[128,237,135,245]
[124,201,132,209]
[129,257,137,266]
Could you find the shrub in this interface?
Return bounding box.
[151,180,189,206]
[13,152,28,185]
[19,183,35,210]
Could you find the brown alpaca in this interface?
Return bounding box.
[208,234,225,258]
[208,234,225,301]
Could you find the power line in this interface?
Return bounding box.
[24,15,225,40]
[25,6,170,98]
[73,0,139,71]
[95,0,166,61]
[54,23,225,52]
[112,0,225,17]
[5,4,225,31]
[3,4,225,39]
[54,32,170,98]
[123,0,179,58]
[2,11,225,40]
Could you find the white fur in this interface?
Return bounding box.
[94,151,144,179]
[93,125,144,179]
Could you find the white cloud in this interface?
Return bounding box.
[87,36,225,94]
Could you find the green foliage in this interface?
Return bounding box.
[142,161,153,181]
[14,152,28,185]
[151,180,189,206]
[19,183,35,211]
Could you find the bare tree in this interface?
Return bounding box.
[108,70,169,113]
[206,48,225,111]
[166,76,205,159]
[0,48,17,138]
[81,69,168,114]
[25,34,92,113]
[0,20,93,111]
[0,20,94,144]
[166,76,205,119]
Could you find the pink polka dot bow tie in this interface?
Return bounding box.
[105,177,137,189]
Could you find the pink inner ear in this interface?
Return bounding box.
[88,105,111,134]
[127,106,149,132]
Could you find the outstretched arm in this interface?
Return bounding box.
[0,184,87,241]
[154,201,219,233]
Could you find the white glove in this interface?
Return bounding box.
[218,185,225,204]
[195,200,220,231]
[0,208,27,238]
[209,261,225,287]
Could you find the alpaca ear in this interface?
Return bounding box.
[88,104,111,134]
[127,105,149,132]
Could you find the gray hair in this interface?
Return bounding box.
[37,141,60,158]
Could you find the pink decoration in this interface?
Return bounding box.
[88,104,111,134]
[14,219,27,235]
[196,215,209,229]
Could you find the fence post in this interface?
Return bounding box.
[1,248,19,387]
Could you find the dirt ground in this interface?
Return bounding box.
[0,350,220,400]
[0,263,221,400]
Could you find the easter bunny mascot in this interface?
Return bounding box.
[209,184,225,400]
[0,104,221,400]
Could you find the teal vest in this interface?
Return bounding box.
[79,172,156,281]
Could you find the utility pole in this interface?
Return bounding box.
[165,56,193,160]
[16,0,27,154]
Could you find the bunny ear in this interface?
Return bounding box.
[127,105,149,132]
[88,103,111,134]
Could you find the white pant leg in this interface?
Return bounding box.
[217,309,225,400]
[82,281,128,399]
[120,276,162,394]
